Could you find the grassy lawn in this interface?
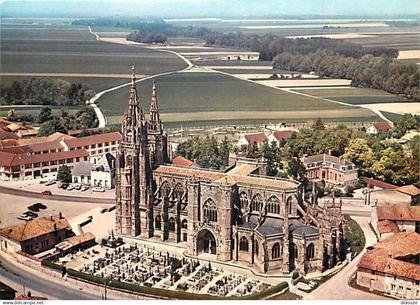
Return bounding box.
[344,215,366,259]
[294,87,406,104]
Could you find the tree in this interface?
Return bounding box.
[38,106,52,124]
[287,158,307,182]
[37,118,68,136]
[57,165,72,183]
[343,138,374,175]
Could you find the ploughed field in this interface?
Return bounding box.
[0,23,188,91]
[100,72,378,127]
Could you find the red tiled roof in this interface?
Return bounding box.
[272,130,293,141]
[0,129,19,141]
[396,185,420,197]
[244,133,267,144]
[154,165,224,181]
[0,149,88,167]
[68,127,112,136]
[0,214,71,242]
[64,132,121,148]
[377,205,420,222]
[172,156,195,167]
[377,220,399,234]
[363,177,398,190]
[372,121,393,131]
[358,232,420,281]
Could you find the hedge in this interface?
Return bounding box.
[66,268,288,300]
[41,260,66,273]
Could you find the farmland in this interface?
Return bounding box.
[293,88,407,104]
[98,71,379,127]
[0,23,188,92]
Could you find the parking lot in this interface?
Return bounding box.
[1,177,115,199]
[60,240,273,298]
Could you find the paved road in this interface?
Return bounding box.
[0,186,114,204]
[304,216,387,300]
[0,255,100,300]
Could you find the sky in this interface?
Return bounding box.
[0,0,419,18]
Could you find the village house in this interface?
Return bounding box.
[356,232,420,300]
[0,131,121,180]
[72,153,116,188]
[0,118,37,139]
[266,130,294,146]
[364,178,420,206]
[0,213,73,255]
[366,121,393,134]
[237,132,268,148]
[371,204,420,240]
[302,153,358,186]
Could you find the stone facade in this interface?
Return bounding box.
[115,67,345,274]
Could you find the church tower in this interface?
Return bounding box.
[147,79,168,167]
[115,66,154,237]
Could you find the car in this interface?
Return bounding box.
[67,184,76,191]
[33,202,47,210]
[17,215,33,221]
[23,211,38,218]
[45,180,56,186]
[92,187,105,192]
[41,190,52,196]
[80,185,89,192]
[27,205,40,212]
[58,183,69,189]
[39,179,48,184]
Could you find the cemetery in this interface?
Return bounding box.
[54,233,277,298]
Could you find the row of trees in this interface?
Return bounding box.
[273,50,419,100]
[176,115,419,187]
[36,107,99,136]
[0,79,95,106]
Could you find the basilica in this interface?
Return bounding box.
[115,67,345,274]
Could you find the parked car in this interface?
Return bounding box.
[80,185,89,192]
[33,202,47,210]
[23,211,38,218]
[28,205,40,212]
[58,183,69,189]
[74,184,82,191]
[41,190,52,196]
[67,184,76,191]
[92,187,105,192]
[45,180,56,186]
[17,215,33,221]
[39,179,48,184]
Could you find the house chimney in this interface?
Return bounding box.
[59,212,63,219]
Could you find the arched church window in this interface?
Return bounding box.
[160,181,171,199]
[181,219,188,229]
[203,198,217,222]
[267,196,280,214]
[239,236,249,252]
[239,192,248,210]
[168,217,176,232]
[155,215,161,230]
[251,194,263,213]
[306,243,315,260]
[174,183,184,202]
[272,243,281,259]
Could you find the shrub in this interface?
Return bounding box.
[41,260,66,273]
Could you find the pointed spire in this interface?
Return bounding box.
[149,79,161,131]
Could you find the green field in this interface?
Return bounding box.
[0,105,81,120]
[99,71,379,127]
[293,87,406,104]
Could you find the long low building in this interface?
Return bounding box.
[357,232,420,300]
[0,131,121,180]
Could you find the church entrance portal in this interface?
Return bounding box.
[197,229,217,255]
